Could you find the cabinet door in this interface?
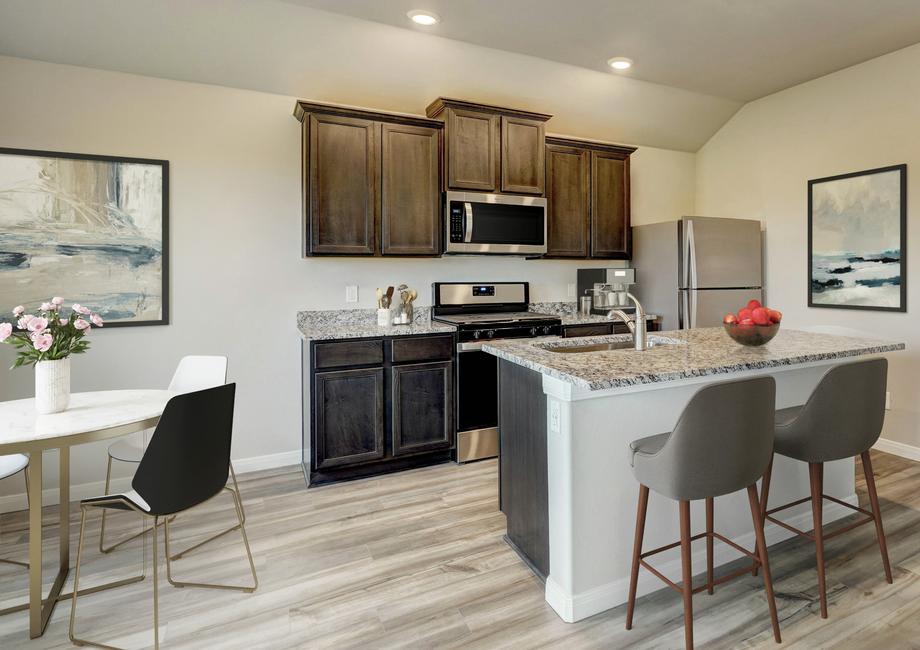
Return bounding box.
[501,116,545,195]
[381,123,441,255]
[590,150,631,259]
[545,144,589,257]
[392,361,453,457]
[308,114,380,255]
[446,108,498,191]
[314,367,385,469]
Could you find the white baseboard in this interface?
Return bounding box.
[873,437,920,462]
[545,493,859,623]
[0,449,303,515]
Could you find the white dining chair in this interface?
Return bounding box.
[0,453,30,569]
[99,355,245,559]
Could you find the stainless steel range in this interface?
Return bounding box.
[432,282,561,463]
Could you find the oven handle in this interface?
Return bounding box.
[458,335,559,352]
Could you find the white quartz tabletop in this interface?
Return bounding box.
[0,389,173,450]
[482,327,905,391]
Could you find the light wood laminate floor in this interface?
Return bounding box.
[1,452,918,649]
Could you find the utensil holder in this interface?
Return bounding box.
[377,308,392,327]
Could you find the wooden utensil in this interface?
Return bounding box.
[385,286,394,308]
[375,288,383,309]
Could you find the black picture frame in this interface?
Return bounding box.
[0,146,169,327]
[807,164,907,313]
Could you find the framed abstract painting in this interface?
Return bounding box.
[808,164,906,312]
[0,147,169,327]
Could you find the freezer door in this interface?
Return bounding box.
[681,288,764,329]
[680,217,763,289]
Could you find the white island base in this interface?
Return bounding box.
[543,363,857,622]
[540,362,857,623]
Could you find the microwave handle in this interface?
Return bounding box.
[463,202,473,243]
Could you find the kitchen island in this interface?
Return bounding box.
[482,327,905,623]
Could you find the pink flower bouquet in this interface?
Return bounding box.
[0,298,103,369]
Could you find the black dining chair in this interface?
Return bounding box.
[69,383,258,649]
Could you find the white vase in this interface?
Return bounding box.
[35,358,71,414]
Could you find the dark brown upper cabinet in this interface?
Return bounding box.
[426,98,551,196]
[544,135,636,260]
[544,143,590,257]
[295,101,443,257]
[381,123,441,255]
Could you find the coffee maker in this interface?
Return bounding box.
[577,268,637,315]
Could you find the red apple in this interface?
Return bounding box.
[739,318,755,326]
[723,313,738,324]
[746,299,763,311]
[738,308,753,321]
[751,307,771,325]
[767,309,783,323]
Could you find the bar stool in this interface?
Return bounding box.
[626,376,781,650]
[759,358,891,619]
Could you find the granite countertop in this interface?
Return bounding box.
[481,327,905,391]
[529,301,660,326]
[297,307,455,341]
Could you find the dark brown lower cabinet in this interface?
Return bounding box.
[305,334,455,486]
[392,361,452,456]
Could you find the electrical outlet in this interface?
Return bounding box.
[345,285,358,303]
[567,283,576,298]
[886,391,891,410]
[550,401,561,433]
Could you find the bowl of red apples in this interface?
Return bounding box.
[722,299,782,346]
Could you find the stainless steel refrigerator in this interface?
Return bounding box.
[632,216,763,330]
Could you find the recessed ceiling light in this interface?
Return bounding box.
[407,10,440,26]
[607,57,633,71]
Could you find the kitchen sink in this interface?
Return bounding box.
[543,337,679,353]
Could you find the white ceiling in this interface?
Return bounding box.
[287,0,920,101]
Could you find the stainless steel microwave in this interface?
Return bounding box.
[443,191,547,255]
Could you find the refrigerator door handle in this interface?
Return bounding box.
[686,219,699,292]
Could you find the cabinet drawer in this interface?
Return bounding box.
[562,324,613,338]
[391,335,454,364]
[314,339,384,369]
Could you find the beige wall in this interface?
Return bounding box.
[696,43,920,450]
[0,56,696,507]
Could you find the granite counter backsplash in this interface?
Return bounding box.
[529,301,660,326]
[297,307,455,341]
[482,327,905,391]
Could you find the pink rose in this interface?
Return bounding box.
[32,332,53,352]
[72,304,91,315]
[0,322,11,342]
[40,302,54,311]
[12,306,24,316]
[90,313,104,327]
[51,297,64,305]
[27,316,48,333]
[73,318,91,331]
[17,314,34,330]
[60,318,69,326]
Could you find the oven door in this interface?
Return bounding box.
[444,192,547,255]
[455,343,500,462]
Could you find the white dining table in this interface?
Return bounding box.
[0,389,173,639]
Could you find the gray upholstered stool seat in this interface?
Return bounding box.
[625,376,781,650]
[759,357,892,620]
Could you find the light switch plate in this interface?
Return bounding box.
[567,283,576,298]
[345,285,358,303]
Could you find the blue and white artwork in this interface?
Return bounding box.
[809,165,906,312]
[0,148,168,326]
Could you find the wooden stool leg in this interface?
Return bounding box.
[753,458,773,577]
[747,485,782,643]
[705,497,714,594]
[679,500,694,650]
[809,462,828,618]
[626,484,650,630]
[861,451,893,583]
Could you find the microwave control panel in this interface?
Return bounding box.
[449,201,465,243]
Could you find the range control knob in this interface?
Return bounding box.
[473,330,482,339]
[529,327,538,336]
[542,326,552,334]
[486,329,495,338]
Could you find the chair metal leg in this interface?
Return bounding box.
[705,497,714,594]
[809,462,828,619]
[625,484,649,630]
[153,516,160,650]
[754,458,773,576]
[167,462,246,561]
[679,500,694,650]
[747,485,781,643]
[164,487,258,592]
[860,451,893,583]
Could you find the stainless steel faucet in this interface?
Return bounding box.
[607,292,647,351]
